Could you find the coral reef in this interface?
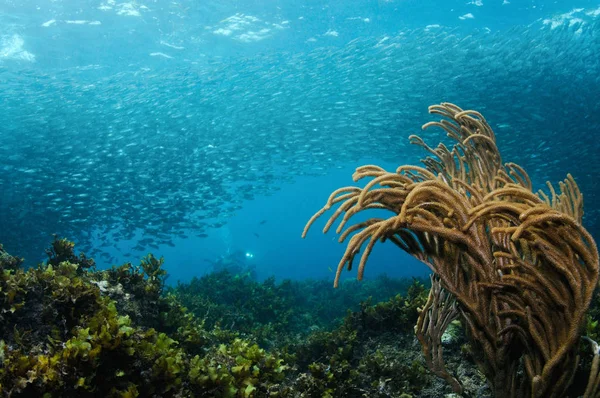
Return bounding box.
[2,227,598,396]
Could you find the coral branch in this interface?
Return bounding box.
[303,103,600,397]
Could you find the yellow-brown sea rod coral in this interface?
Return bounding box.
[302,103,600,398]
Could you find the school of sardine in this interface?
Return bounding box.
[1,7,598,264]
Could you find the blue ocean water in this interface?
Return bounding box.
[1,0,598,285]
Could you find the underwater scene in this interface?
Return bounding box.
[1,0,600,397]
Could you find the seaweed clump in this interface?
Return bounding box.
[286,281,432,397]
[173,261,427,349]
[0,236,485,397]
[0,237,288,397]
